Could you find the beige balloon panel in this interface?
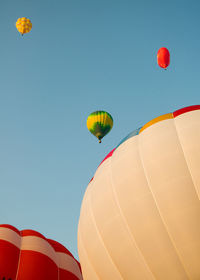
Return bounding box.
[78,109,200,280]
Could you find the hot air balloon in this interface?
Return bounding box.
[0,224,82,280]
[16,17,32,35]
[87,111,113,143]
[78,105,200,280]
[157,47,170,69]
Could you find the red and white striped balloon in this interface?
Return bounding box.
[0,224,82,280]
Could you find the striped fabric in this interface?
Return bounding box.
[0,224,82,280]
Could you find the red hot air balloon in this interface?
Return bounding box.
[157,47,170,69]
[0,224,83,280]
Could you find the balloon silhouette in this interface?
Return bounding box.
[157,47,170,69]
[87,111,113,143]
[16,17,32,35]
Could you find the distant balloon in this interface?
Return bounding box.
[87,111,113,143]
[157,47,170,69]
[16,17,32,35]
[0,224,83,280]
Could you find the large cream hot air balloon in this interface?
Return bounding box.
[78,105,200,280]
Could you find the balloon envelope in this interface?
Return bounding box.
[157,47,170,69]
[78,105,200,280]
[0,224,82,280]
[16,17,32,35]
[87,111,113,143]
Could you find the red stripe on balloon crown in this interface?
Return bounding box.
[89,148,116,184]
[173,105,200,118]
[0,224,21,235]
[48,239,74,257]
[98,148,116,167]
[21,229,47,241]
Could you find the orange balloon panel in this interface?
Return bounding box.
[157,47,170,68]
[0,224,83,280]
[78,105,200,280]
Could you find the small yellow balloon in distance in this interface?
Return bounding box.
[16,17,32,35]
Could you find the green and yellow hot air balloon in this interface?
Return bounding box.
[87,111,113,143]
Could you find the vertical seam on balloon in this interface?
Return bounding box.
[56,249,60,280]
[173,116,200,200]
[78,226,100,280]
[88,177,125,280]
[57,253,82,280]
[109,139,157,280]
[79,192,115,280]
[15,230,22,280]
[49,241,60,279]
[103,112,106,130]
[137,124,191,280]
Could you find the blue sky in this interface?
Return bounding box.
[0,0,200,259]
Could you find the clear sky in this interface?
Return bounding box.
[0,0,200,259]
